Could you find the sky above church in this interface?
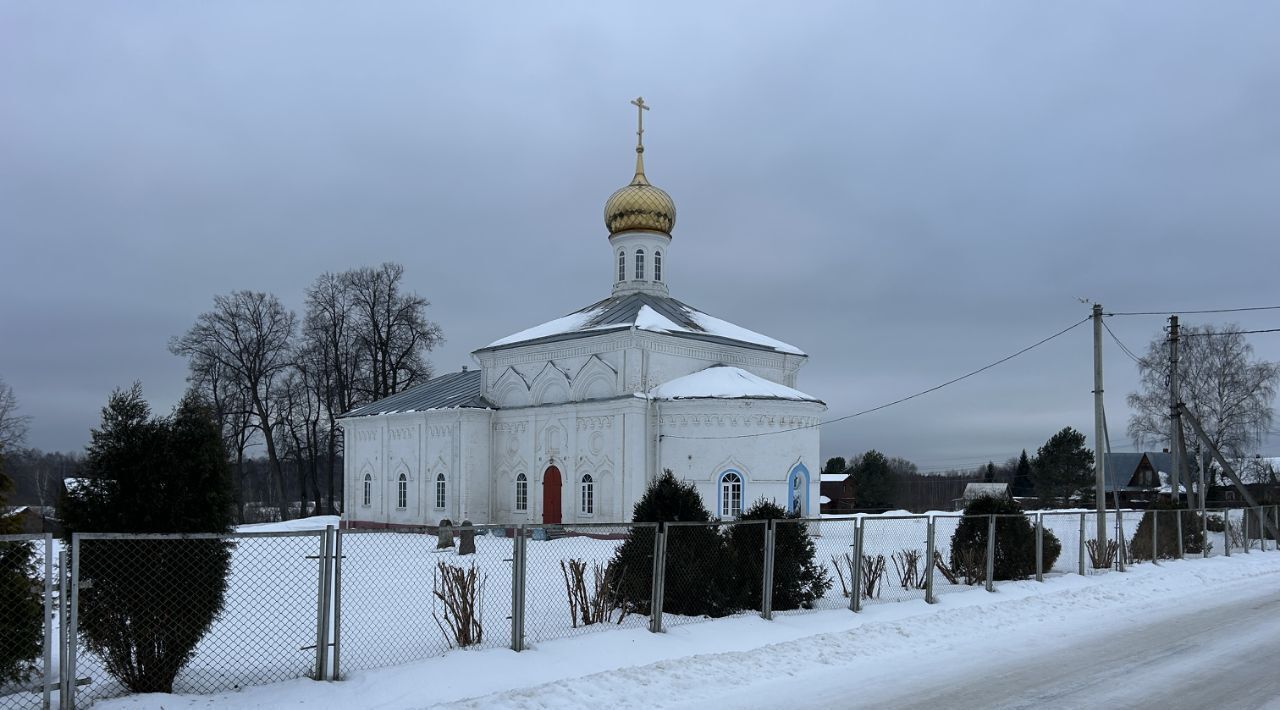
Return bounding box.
[3,1,1279,470]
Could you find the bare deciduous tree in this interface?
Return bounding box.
[0,377,31,454]
[1127,323,1279,483]
[303,271,366,514]
[345,262,444,400]
[171,291,297,520]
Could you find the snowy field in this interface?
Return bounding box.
[93,544,1280,710]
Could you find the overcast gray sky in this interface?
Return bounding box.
[3,1,1278,470]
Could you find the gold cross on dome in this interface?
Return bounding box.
[631,96,649,149]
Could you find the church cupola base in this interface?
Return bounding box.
[610,230,671,297]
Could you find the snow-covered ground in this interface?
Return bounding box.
[96,547,1280,710]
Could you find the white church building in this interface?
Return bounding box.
[339,101,824,527]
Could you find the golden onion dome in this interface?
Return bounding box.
[605,148,676,235]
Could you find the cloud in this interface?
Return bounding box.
[2,1,1278,465]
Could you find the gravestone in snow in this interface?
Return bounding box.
[459,520,476,555]
[437,519,455,549]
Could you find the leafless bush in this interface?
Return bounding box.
[560,558,625,627]
[1228,519,1248,550]
[953,546,985,585]
[861,554,885,599]
[829,553,886,599]
[892,549,926,590]
[432,562,483,648]
[1086,539,1118,569]
[932,551,959,585]
[831,554,853,598]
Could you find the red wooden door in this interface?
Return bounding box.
[543,466,562,524]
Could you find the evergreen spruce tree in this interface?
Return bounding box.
[61,386,236,693]
[610,470,738,618]
[850,450,899,510]
[0,450,43,685]
[1031,427,1094,505]
[1011,449,1035,498]
[950,495,1061,581]
[821,457,847,478]
[726,499,831,611]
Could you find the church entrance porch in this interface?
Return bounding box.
[543,466,562,524]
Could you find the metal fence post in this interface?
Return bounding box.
[849,518,864,613]
[40,534,52,710]
[511,525,527,650]
[332,527,344,681]
[315,526,333,680]
[649,524,667,633]
[1221,511,1227,553]
[1152,510,1159,563]
[1035,513,1044,582]
[57,550,69,710]
[67,535,81,710]
[985,515,996,592]
[1176,508,1185,559]
[1078,512,1086,575]
[1117,510,1127,572]
[925,517,936,603]
[1201,509,1209,558]
[761,520,776,620]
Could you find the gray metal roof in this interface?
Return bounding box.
[339,369,487,419]
[1104,452,1173,491]
[474,292,804,356]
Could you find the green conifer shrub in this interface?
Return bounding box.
[949,495,1060,581]
[60,386,236,693]
[726,499,831,611]
[610,470,738,618]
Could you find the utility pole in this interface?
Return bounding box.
[1168,315,1181,507]
[1092,304,1107,559]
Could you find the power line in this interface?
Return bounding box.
[661,315,1092,441]
[1107,305,1280,317]
[1101,319,1144,365]
[1181,328,1280,337]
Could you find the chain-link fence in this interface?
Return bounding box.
[18,505,1278,707]
[659,521,763,630]
[0,534,54,710]
[69,530,325,707]
[522,523,652,647]
[336,524,514,674]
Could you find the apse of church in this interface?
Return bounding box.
[340,99,824,528]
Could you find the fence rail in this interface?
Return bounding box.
[4,506,1277,708]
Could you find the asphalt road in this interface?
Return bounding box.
[733,583,1280,710]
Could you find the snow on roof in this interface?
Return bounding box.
[482,293,804,355]
[649,365,821,402]
[485,307,617,348]
[682,309,803,355]
[63,477,90,494]
[962,482,1009,499]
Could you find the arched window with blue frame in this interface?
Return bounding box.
[787,462,811,516]
[718,470,744,519]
